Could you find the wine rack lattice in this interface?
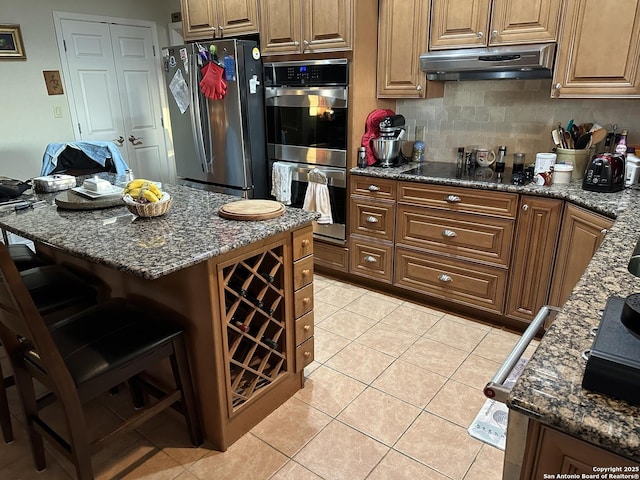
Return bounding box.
[222,246,286,410]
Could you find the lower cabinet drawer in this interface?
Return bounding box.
[394,247,507,314]
[294,283,314,318]
[295,310,314,345]
[314,241,348,272]
[295,337,314,372]
[349,236,393,283]
[293,255,314,290]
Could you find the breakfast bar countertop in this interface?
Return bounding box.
[352,162,640,462]
[0,184,318,280]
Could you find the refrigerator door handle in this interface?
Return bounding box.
[189,53,208,172]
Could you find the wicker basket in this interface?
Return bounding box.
[123,193,172,218]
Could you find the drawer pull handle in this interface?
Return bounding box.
[368,185,380,192]
[303,351,311,358]
[364,255,376,263]
[302,269,311,276]
[600,229,608,235]
[442,229,457,238]
[303,297,311,306]
[445,195,461,203]
[365,216,379,224]
[438,274,453,282]
[301,239,310,247]
[522,204,529,211]
[303,325,311,332]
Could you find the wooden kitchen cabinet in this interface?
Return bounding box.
[377,0,444,99]
[548,204,613,308]
[349,176,397,283]
[430,0,561,49]
[259,0,353,55]
[521,422,639,478]
[505,195,562,325]
[551,0,640,98]
[181,0,259,41]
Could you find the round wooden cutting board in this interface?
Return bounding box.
[218,199,285,221]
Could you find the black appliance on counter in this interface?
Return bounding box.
[582,239,640,405]
[264,59,349,244]
[582,153,625,193]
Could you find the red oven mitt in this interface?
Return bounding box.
[199,63,227,100]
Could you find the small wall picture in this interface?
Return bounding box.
[0,24,26,60]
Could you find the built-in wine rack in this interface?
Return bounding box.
[222,245,286,410]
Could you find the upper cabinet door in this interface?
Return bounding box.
[302,0,353,53]
[490,0,561,45]
[552,0,640,98]
[430,0,491,49]
[430,0,560,49]
[181,0,218,41]
[182,0,258,41]
[260,0,353,55]
[259,0,302,54]
[217,0,259,37]
[377,0,435,98]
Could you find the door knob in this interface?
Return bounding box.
[113,136,125,146]
[128,135,143,145]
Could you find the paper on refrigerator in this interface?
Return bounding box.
[169,69,190,114]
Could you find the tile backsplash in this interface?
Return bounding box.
[396,79,640,167]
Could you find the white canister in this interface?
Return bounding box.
[552,164,573,184]
[535,152,557,174]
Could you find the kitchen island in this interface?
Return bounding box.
[351,163,640,475]
[0,183,318,451]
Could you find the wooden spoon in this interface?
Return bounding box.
[589,128,607,148]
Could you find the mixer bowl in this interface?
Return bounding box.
[372,137,402,167]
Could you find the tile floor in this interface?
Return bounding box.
[0,274,536,480]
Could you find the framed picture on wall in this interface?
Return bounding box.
[0,24,26,60]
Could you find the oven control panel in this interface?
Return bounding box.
[264,59,348,87]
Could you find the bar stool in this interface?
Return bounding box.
[0,247,100,444]
[0,244,202,479]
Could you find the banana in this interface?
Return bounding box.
[126,187,142,199]
[124,179,145,192]
[141,188,160,203]
[148,183,162,198]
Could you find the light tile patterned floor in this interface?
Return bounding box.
[0,274,530,479]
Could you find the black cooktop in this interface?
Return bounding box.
[403,163,529,185]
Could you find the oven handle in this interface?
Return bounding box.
[287,165,346,188]
[483,305,558,403]
[265,87,348,104]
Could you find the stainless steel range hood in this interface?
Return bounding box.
[420,43,556,81]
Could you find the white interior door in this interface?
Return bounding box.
[57,15,170,182]
[110,24,167,181]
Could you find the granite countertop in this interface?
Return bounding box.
[0,183,318,280]
[353,162,640,462]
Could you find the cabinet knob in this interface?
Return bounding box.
[477,31,484,39]
[365,216,379,224]
[364,255,376,263]
[601,229,609,235]
[445,195,461,203]
[438,274,453,282]
[522,204,529,211]
[442,229,457,238]
[302,269,311,277]
[211,26,217,33]
[303,40,309,49]
[368,184,380,192]
[303,297,310,306]
[491,30,498,37]
[303,324,311,332]
[301,239,310,247]
[294,40,300,46]
[416,85,422,91]
[555,83,561,91]
[303,351,311,358]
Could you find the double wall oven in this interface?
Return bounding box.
[264,59,349,244]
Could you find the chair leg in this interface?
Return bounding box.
[170,337,203,447]
[12,366,46,470]
[127,377,145,410]
[0,364,14,443]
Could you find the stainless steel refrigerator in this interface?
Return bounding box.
[162,39,267,198]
